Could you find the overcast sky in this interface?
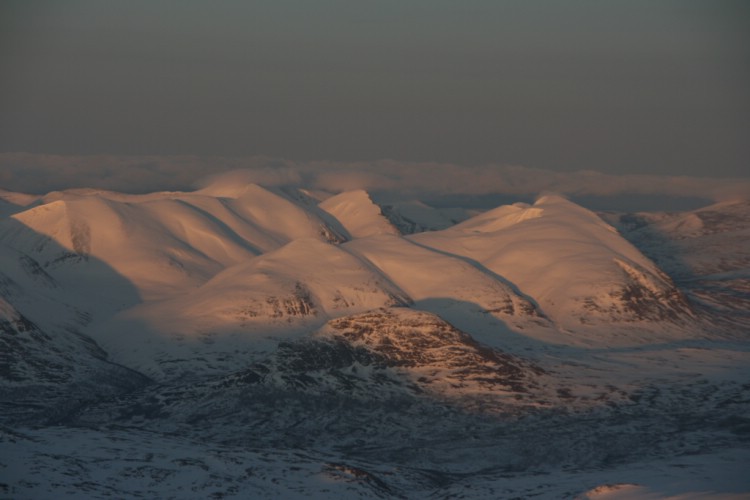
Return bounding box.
[1,1,748,177]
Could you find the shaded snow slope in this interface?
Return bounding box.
[0,258,149,425]
[0,190,40,218]
[412,195,694,332]
[380,200,474,233]
[4,424,747,499]
[217,307,555,409]
[605,199,750,278]
[604,199,750,331]
[0,297,148,425]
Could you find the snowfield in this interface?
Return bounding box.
[1,181,748,499]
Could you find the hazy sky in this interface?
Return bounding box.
[1,1,748,177]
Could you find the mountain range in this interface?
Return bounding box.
[1,178,748,499]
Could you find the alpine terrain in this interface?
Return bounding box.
[1,179,748,499]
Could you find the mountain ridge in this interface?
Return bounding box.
[1,183,747,499]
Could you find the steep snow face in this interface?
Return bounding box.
[0,241,150,424]
[319,189,399,238]
[412,195,693,329]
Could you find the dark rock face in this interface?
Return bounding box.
[578,257,694,324]
[262,282,317,318]
[216,308,547,404]
[323,309,543,390]
[610,281,692,322]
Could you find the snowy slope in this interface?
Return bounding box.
[0,251,149,425]
[604,199,750,278]
[0,185,344,302]
[412,195,695,334]
[1,182,748,499]
[342,234,553,348]
[319,189,400,238]
[380,200,474,233]
[3,425,748,499]
[604,199,750,330]
[308,307,550,407]
[92,308,554,419]
[1,193,249,300]
[93,238,411,380]
[0,190,40,217]
[40,309,750,499]
[0,297,148,425]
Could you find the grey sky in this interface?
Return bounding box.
[1,1,748,177]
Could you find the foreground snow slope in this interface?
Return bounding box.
[0,249,148,425]
[6,425,746,500]
[412,195,695,333]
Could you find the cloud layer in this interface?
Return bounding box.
[1,153,748,206]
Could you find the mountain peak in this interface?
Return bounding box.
[452,202,543,233]
[412,197,693,331]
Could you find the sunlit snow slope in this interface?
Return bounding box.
[412,195,694,333]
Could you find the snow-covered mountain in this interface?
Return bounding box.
[0,184,344,302]
[603,199,750,331]
[412,195,695,335]
[1,181,747,499]
[319,189,400,238]
[0,243,149,425]
[95,238,411,380]
[342,234,553,348]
